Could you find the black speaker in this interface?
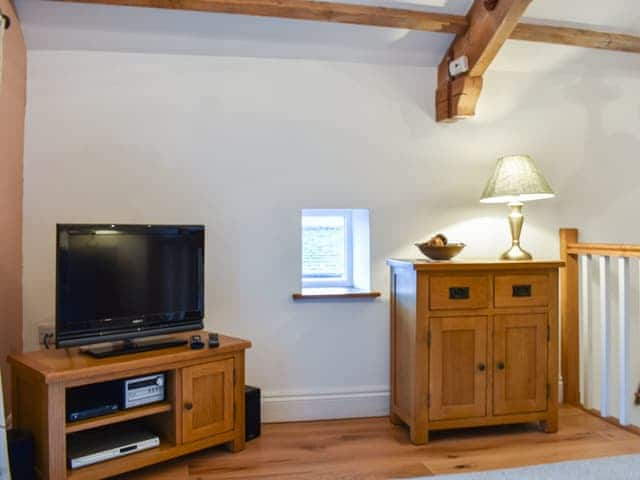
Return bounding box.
[8,429,36,480]
[245,385,261,441]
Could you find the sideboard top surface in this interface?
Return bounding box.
[387,259,564,272]
[8,332,251,384]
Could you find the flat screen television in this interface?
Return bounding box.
[56,224,205,357]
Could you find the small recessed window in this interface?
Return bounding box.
[301,209,370,290]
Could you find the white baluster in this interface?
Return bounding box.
[618,257,630,425]
[580,254,591,406]
[599,255,610,417]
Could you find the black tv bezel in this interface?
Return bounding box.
[55,223,205,348]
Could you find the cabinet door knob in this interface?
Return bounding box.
[497,361,505,370]
[184,402,193,411]
[478,363,486,371]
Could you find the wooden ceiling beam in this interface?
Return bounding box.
[435,0,532,122]
[56,0,640,54]
[512,23,640,54]
[56,0,470,34]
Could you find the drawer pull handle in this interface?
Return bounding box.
[497,361,505,370]
[184,402,193,411]
[478,363,486,372]
[449,287,470,300]
[512,284,532,297]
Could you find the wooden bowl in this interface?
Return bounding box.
[415,243,466,261]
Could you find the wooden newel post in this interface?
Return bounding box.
[559,228,579,405]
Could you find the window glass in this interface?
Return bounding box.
[302,215,347,280]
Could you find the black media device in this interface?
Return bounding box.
[7,429,36,480]
[209,332,219,348]
[66,380,121,422]
[189,335,205,350]
[245,385,261,441]
[56,224,205,357]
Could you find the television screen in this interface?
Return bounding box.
[56,224,204,347]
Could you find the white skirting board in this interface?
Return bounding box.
[261,380,565,423]
[262,387,390,423]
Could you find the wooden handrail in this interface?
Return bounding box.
[560,228,638,426]
[567,243,640,257]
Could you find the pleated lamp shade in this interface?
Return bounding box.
[480,155,555,204]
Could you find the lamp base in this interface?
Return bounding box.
[500,244,532,261]
[499,201,533,261]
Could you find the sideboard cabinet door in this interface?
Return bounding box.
[429,316,488,421]
[182,358,235,443]
[493,313,548,415]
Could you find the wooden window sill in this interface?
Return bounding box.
[292,288,381,300]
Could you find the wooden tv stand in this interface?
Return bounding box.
[8,332,251,480]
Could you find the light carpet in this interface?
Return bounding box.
[419,455,640,479]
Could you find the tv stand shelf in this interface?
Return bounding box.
[65,402,173,434]
[8,332,251,480]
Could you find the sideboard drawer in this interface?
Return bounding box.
[494,273,550,307]
[430,275,489,310]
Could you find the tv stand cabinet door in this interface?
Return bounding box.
[182,358,235,443]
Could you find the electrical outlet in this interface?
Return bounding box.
[448,55,469,77]
[38,324,55,348]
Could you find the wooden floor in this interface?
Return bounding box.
[117,406,640,479]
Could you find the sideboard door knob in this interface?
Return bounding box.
[497,361,505,370]
[184,402,193,411]
[478,363,486,371]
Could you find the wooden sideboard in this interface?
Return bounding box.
[8,332,251,480]
[387,259,563,444]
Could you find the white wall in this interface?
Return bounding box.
[22,46,640,421]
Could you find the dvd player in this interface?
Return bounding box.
[67,424,159,469]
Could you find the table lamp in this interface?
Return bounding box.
[480,155,554,260]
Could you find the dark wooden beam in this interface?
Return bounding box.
[436,0,532,122]
[55,0,640,54]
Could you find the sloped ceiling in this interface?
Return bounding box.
[15,0,640,72]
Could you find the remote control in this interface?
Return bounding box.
[209,333,219,348]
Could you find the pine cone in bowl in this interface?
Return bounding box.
[427,233,448,247]
[415,233,465,260]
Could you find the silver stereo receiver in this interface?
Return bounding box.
[123,373,165,409]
